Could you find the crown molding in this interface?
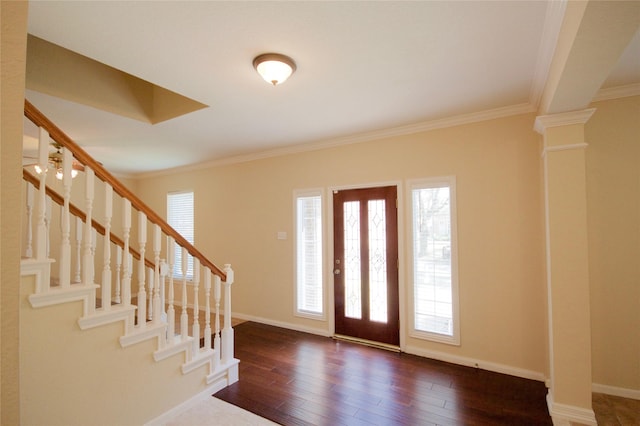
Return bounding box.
[137,102,536,180]
[534,108,596,134]
[592,83,640,103]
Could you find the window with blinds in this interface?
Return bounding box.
[167,191,194,278]
[409,177,460,345]
[295,190,324,318]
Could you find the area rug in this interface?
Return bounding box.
[159,396,277,426]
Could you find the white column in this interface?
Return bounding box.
[535,109,596,426]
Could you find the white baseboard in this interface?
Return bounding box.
[592,383,640,400]
[231,312,332,337]
[546,393,597,426]
[404,344,546,382]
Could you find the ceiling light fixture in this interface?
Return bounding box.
[253,53,296,86]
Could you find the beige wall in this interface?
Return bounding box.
[586,95,640,392]
[1,1,28,424]
[137,112,549,378]
[19,274,211,426]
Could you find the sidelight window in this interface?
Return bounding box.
[295,190,324,318]
[409,177,460,345]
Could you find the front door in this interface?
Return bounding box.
[333,186,399,346]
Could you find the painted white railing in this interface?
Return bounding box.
[21,100,238,391]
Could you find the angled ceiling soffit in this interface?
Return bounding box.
[26,34,207,124]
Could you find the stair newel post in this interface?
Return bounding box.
[204,268,212,351]
[59,148,73,288]
[192,258,201,353]
[152,224,162,324]
[25,182,34,258]
[180,247,189,340]
[101,184,113,308]
[74,216,82,283]
[122,199,132,306]
[213,274,221,369]
[222,264,234,363]
[137,212,147,328]
[167,237,176,344]
[35,127,49,262]
[115,245,122,304]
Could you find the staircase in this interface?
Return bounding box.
[19,101,239,425]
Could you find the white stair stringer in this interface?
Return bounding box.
[77,304,137,332]
[29,283,100,317]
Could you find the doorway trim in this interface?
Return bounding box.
[326,180,406,351]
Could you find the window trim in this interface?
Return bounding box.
[293,188,326,320]
[407,176,460,346]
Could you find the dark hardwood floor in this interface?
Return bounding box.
[214,322,552,425]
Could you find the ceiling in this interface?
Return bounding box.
[24,1,640,177]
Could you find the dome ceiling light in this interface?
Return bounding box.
[253,53,296,86]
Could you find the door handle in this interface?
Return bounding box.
[334,269,341,275]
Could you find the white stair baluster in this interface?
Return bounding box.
[24,183,34,259]
[137,212,147,328]
[167,237,176,344]
[101,184,113,308]
[35,127,48,262]
[192,258,200,353]
[44,195,52,259]
[147,266,154,320]
[90,228,97,285]
[82,168,94,286]
[180,247,188,340]
[213,274,221,370]
[222,264,234,363]
[159,259,169,349]
[74,216,82,283]
[122,199,132,306]
[152,225,162,324]
[115,245,122,304]
[59,148,72,288]
[204,268,212,351]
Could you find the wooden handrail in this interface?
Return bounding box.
[24,100,226,280]
[23,169,154,270]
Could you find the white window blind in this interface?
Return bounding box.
[409,177,460,345]
[167,191,194,278]
[295,191,323,317]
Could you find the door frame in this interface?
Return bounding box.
[326,181,406,350]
